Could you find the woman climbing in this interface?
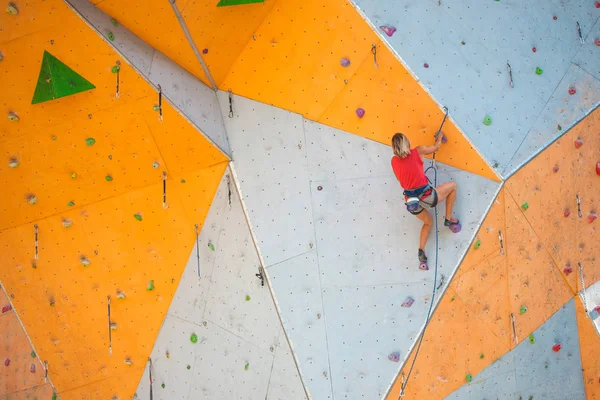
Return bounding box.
[391,132,460,266]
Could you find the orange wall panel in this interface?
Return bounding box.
[504,191,573,342]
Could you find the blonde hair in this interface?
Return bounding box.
[392,133,411,158]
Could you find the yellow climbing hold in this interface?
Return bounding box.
[70,172,77,179]
[7,112,19,122]
[62,218,73,228]
[8,158,19,168]
[27,194,37,205]
[6,3,18,15]
[80,256,91,266]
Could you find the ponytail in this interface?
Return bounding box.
[391,133,411,158]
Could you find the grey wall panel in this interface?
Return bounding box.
[268,251,333,400]
[218,92,316,267]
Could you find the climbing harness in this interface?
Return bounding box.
[115,61,121,99]
[578,262,589,316]
[506,61,514,88]
[498,230,505,255]
[403,184,436,214]
[107,295,112,355]
[228,89,234,118]
[510,313,518,344]
[195,224,201,281]
[148,357,154,400]
[255,266,265,287]
[371,44,379,69]
[162,171,168,209]
[157,85,163,122]
[34,224,38,260]
[399,106,448,398]
[576,194,582,218]
[577,21,585,44]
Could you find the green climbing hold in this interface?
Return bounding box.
[465,373,472,382]
[52,394,57,400]
[479,353,484,359]
[147,280,155,291]
[105,175,113,182]
[529,333,535,344]
[450,296,455,302]
[535,67,543,75]
[217,0,264,6]
[67,201,75,207]
[85,137,96,146]
[492,162,499,168]
[180,179,186,183]
[161,383,165,389]
[522,202,529,211]
[244,362,249,370]
[190,333,198,343]
[30,351,36,358]
[134,213,143,221]
[208,242,215,251]
[245,295,251,301]
[474,239,481,249]
[153,105,160,112]
[483,115,492,126]
[110,18,119,26]
[111,65,120,73]
[31,51,95,104]
[520,305,528,314]
[107,32,115,41]
[186,365,191,370]
[557,125,562,131]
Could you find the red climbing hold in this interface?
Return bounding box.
[553,165,559,173]
[563,264,573,276]
[356,108,365,118]
[596,161,600,175]
[564,209,570,217]
[4,359,9,367]
[380,25,397,37]
[1,305,11,313]
[401,297,415,308]
[317,185,323,191]
[595,1,600,8]
[553,16,558,20]
[569,87,577,95]
[594,305,600,313]
[574,138,584,148]
[532,47,537,53]
[30,364,36,373]
[552,343,562,352]
[588,212,598,223]
[424,63,429,68]
[595,39,600,47]
[202,48,208,54]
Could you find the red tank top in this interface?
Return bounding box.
[391,149,428,190]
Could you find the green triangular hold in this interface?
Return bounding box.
[32,51,95,104]
[217,0,264,6]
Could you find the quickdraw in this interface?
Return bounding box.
[162,171,168,209]
[107,295,112,355]
[157,85,163,122]
[371,44,379,69]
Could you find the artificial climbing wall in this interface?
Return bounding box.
[386,105,600,399]
[0,0,228,398]
[82,0,498,181]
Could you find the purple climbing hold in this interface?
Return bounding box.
[401,297,415,308]
[388,352,400,362]
[441,134,447,143]
[356,108,365,118]
[449,223,461,233]
[419,262,429,271]
[380,25,397,37]
[202,48,208,54]
[340,57,351,67]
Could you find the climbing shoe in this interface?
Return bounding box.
[418,248,428,263]
[444,218,462,233]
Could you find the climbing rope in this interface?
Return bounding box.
[195,224,201,282]
[34,224,38,261]
[399,107,448,397]
[107,295,112,355]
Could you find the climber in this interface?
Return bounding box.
[391,132,460,264]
